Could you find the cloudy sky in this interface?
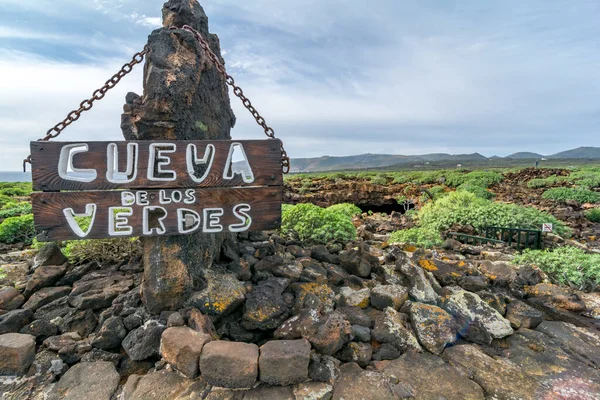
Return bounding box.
[1,0,599,170]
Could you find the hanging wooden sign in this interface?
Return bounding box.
[31,140,283,241]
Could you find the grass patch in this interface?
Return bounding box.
[542,188,600,204]
[585,209,600,223]
[281,203,359,244]
[513,246,600,291]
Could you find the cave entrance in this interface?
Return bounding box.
[357,201,415,215]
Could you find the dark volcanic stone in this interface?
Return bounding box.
[23,286,72,312]
[34,296,73,321]
[311,245,339,264]
[32,243,67,270]
[241,278,290,330]
[259,339,311,386]
[0,287,24,312]
[199,341,259,389]
[56,308,98,338]
[20,319,58,342]
[0,309,33,334]
[24,265,67,296]
[308,353,340,384]
[92,316,127,349]
[122,320,166,361]
[56,262,100,286]
[339,243,378,278]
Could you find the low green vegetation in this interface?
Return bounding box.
[281,203,360,244]
[513,246,600,290]
[0,214,36,244]
[527,175,567,189]
[370,174,388,185]
[0,202,32,219]
[542,187,600,204]
[390,191,568,247]
[585,208,600,223]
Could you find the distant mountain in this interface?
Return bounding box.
[506,152,544,159]
[548,147,600,159]
[290,146,600,173]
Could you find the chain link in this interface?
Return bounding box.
[23,46,151,171]
[174,25,290,174]
[23,27,290,174]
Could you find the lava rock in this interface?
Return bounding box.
[336,306,373,328]
[160,326,211,378]
[332,362,397,400]
[56,308,98,337]
[372,307,421,354]
[80,348,121,365]
[121,370,194,400]
[335,342,372,367]
[199,340,259,389]
[371,285,408,311]
[372,343,401,361]
[443,344,538,400]
[259,339,311,386]
[244,385,294,400]
[338,287,370,309]
[242,277,290,330]
[293,382,334,400]
[351,325,371,342]
[0,287,24,312]
[410,302,456,355]
[43,332,82,352]
[19,319,58,342]
[478,261,517,287]
[274,308,323,340]
[68,272,133,310]
[525,283,587,313]
[56,262,100,286]
[505,299,544,329]
[33,296,72,321]
[187,269,246,317]
[122,320,166,361]
[381,351,485,400]
[166,312,184,327]
[92,316,127,349]
[47,361,120,400]
[441,289,513,345]
[0,333,35,375]
[186,307,218,338]
[339,243,378,278]
[306,312,353,355]
[397,260,439,304]
[0,309,33,334]
[23,286,72,312]
[23,265,67,297]
[291,282,335,314]
[311,245,339,264]
[308,353,340,384]
[32,243,67,270]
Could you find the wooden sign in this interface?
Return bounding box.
[31,140,283,241]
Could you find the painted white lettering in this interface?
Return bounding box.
[183,189,196,204]
[121,191,135,206]
[229,204,252,232]
[223,143,254,183]
[159,190,171,205]
[171,190,182,203]
[186,144,215,183]
[106,143,138,183]
[142,206,168,235]
[147,143,176,181]
[177,209,201,234]
[203,208,224,233]
[58,144,97,182]
[109,207,133,236]
[136,191,149,206]
[63,204,97,237]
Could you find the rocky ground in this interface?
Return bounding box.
[1,211,600,399]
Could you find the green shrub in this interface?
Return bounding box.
[513,247,600,290]
[281,203,357,244]
[585,209,600,223]
[392,175,410,184]
[445,171,503,188]
[0,214,36,244]
[542,188,600,204]
[456,183,494,199]
[0,202,32,219]
[0,187,28,197]
[326,203,362,218]
[0,194,14,208]
[389,226,443,248]
[370,175,388,185]
[527,176,566,189]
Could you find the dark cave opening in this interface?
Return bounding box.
[357,201,415,215]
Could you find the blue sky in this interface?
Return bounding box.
[1,0,599,170]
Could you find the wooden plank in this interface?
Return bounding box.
[32,187,282,241]
[31,139,283,191]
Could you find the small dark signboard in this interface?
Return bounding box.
[31,140,283,241]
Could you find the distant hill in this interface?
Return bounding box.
[506,152,544,159]
[548,147,600,159]
[290,146,600,173]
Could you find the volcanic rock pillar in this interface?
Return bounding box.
[121,0,236,312]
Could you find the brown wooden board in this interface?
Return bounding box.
[32,187,282,241]
[31,140,283,191]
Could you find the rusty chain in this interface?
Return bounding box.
[174,25,290,173]
[23,25,290,174]
[23,46,150,171]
